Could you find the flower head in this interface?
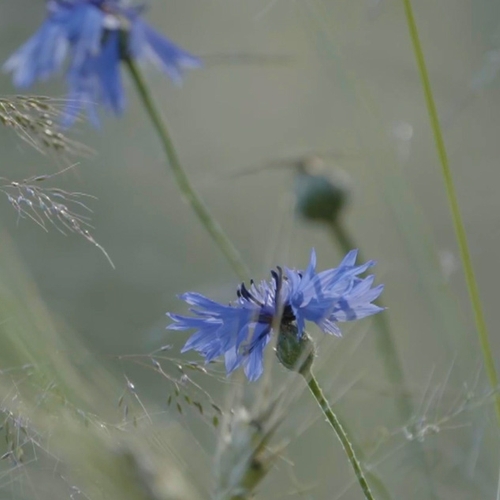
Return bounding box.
[4,0,202,126]
[167,249,384,381]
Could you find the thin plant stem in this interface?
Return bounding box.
[401,0,500,424]
[329,219,438,498]
[301,366,376,500]
[329,219,411,421]
[124,58,250,281]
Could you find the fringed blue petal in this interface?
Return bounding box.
[136,20,202,84]
[3,21,68,87]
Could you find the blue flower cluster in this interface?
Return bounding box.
[168,250,384,381]
[4,0,201,126]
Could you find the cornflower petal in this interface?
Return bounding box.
[94,32,125,113]
[131,20,202,85]
[4,22,68,87]
[316,318,342,337]
[244,335,270,381]
[179,292,232,312]
[166,314,215,331]
[63,59,101,127]
[183,329,225,362]
[69,4,105,69]
[337,249,359,268]
[224,347,241,374]
[329,284,385,322]
[315,259,375,292]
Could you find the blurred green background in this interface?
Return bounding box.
[0,0,500,498]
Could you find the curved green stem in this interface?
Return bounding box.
[401,0,500,424]
[124,58,250,282]
[329,219,411,421]
[301,366,376,500]
[329,219,438,498]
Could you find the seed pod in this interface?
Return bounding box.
[294,157,351,224]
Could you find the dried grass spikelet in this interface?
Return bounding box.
[213,380,286,500]
[0,95,90,157]
[0,96,111,264]
[0,166,114,267]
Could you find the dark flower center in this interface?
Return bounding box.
[236,267,297,327]
[235,268,301,358]
[281,304,296,324]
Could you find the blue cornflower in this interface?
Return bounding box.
[167,249,384,381]
[4,0,202,126]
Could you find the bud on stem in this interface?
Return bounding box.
[275,325,376,500]
[275,323,315,377]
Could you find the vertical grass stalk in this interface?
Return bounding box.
[401,0,500,423]
[125,58,250,281]
[301,366,376,500]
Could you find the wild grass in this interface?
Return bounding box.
[0,1,498,499]
[0,96,90,158]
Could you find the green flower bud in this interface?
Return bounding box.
[294,157,351,224]
[275,323,315,376]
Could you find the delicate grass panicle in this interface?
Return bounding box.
[0,167,114,267]
[0,95,89,156]
[116,350,224,427]
[0,95,110,262]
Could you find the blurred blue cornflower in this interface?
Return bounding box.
[4,0,202,126]
[167,249,384,381]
